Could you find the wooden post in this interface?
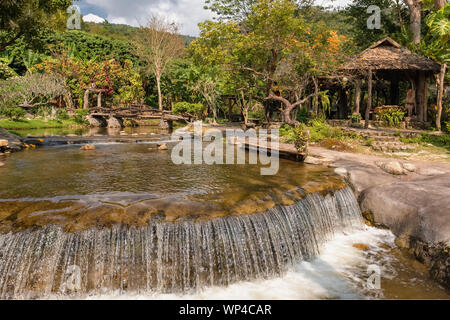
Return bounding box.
[364,69,373,129]
[416,72,426,122]
[97,91,102,108]
[436,64,447,131]
[83,89,90,109]
[354,79,361,115]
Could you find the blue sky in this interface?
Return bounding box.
[76,0,352,36]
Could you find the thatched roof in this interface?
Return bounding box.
[340,37,441,73]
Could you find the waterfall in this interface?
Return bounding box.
[0,187,362,299]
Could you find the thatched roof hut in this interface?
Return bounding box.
[341,37,440,74]
[338,37,442,125]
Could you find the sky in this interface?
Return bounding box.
[77,0,353,36]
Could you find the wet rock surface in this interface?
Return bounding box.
[307,146,450,288]
[0,127,24,153]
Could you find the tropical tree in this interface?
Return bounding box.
[134,15,185,110]
[0,0,72,52]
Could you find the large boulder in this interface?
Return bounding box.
[0,127,24,152]
[359,174,450,244]
[359,174,450,289]
[107,116,123,128]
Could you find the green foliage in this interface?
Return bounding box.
[173,101,205,118]
[400,133,450,152]
[33,50,144,108]
[305,118,343,142]
[56,108,70,120]
[292,126,309,153]
[74,109,88,124]
[0,62,16,79]
[348,114,362,123]
[376,107,406,127]
[0,119,78,130]
[344,0,408,49]
[296,106,309,124]
[0,73,68,116]
[0,0,72,52]
[2,107,26,119]
[280,118,342,144]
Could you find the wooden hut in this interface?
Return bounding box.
[339,37,441,125]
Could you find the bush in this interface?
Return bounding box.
[2,107,26,119]
[56,109,70,120]
[74,109,89,124]
[0,62,16,80]
[306,118,343,142]
[173,102,205,118]
[376,107,406,127]
[292,126,309,153]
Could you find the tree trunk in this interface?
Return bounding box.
[313,77,319,114]
[434,0,446,9]
[436,64,447,131]
[404,0,422,45]
[156,72,163,111]
[364,69,373,129]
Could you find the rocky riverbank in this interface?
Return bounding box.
[306,146,450,289]
[0,127,24,154]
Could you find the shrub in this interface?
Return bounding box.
[0,62,16,80]
[376,107,406,127]
[292,126,309,153]
[173,102,205,118]
[56,109,70,120]
[306,118,343,142]
[74,109,89,124]
[2,107,26,119]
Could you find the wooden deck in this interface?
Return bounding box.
[244,141,307,161]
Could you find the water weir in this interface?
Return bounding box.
[0,187,362,299]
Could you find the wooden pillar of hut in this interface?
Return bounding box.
[338,87,348,119]
[364,69,373,129]
[415,72,427,122]
[354,79,361,115]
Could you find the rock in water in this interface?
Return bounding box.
[80,144,96,150]
[158,143,168,151]
[376,161,406,175]
[0,127,24,152]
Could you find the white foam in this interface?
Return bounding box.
[86,227,396,300]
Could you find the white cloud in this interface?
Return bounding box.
[83,0,214,36]
[82,13,106,23]
[81,0,353,36]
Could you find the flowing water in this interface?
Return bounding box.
[0,132,448,299]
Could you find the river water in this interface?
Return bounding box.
[0,130,448,299]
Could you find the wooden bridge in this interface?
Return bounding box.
[87,105,194,128]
